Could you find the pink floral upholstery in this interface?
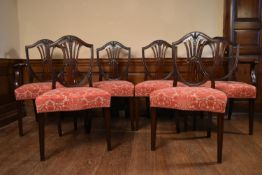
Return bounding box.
[202,81,256,99]
[150,87,227,113]
[35,87,111,113]
[135,80,186,97]
[93,80,134,97]
[15,82,64,100]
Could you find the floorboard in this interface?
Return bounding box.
[0,105,262,175]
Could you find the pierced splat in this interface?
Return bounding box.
[49,35,94,87]
[97,41,131,80]
[142,40,172,80]
[172,32,216,86]
[212,37,239,81]
[183,37,207,62]
[151,41,169,63]
[25,39,54,82]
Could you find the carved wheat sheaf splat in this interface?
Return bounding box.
[184,37,207,62]
[183,35,209,82]
[50,35,93,87]
[26,39,54,82]
[106,42,122,64]
[97,41,131,80]
[37,43,52,80]
[173,32,215,86]
[151,41,169,64]
[212,37,239,81]
[142,40,172,80]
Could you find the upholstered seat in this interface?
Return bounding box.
[135,80,186,97]
[36,87,111,113]
[216,81,256,99]
[15,82,64,100]
[93,80,134,97]
[203,81,256,99]
[150,87,227,113]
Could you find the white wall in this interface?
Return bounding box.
[0,0,20,58]
[17,0,224,58]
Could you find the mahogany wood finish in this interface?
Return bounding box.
[172,32,215,87]
[96,41,131,81]
[212,37,239,81]
[37,35,111,161]
[142,40,173,80]
[135,40,172,129]
[96,41,134,130]
[51,35,93,87]
[173,32,225,163]
[14,39,53,136]
[223,0,261,114]
[150,32,225,163]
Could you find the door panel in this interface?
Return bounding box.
[224,0,262,112]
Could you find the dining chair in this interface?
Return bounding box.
[134,40,186,130]
[150,32,228,163]
[94,41,135,130]
[211,37,256,135]
[35,35,111,161]
[14,39,63,136]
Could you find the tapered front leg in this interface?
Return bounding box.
[151,108,157,151]
[33,100,39,122]
[38,113,46,161]
[207,112,212,138]
[249,99,254,135]
[103,108,111,151]
[135,97,139,130]
[84,110,92,134]
[129,98,135,131]
[146,97,150,118]
[73,115,78,131]
[217,113,224,163]
[17,101,24,136]
[57,112,62,137]
[227,99,233,120]
[175,110,180,133]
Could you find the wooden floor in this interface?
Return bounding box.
[0,106,262,175]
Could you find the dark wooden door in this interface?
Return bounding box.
[224,0,262,112]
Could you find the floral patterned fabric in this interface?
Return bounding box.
[15,82,64,100]
[202,81,256,99]
[135,80,186,97]
[93,80,134,97]
[150,87,227,113]
[35,87,111,113]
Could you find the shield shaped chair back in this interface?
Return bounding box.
[96,41,131,81]
[142,40,173,80]
[49,35,94,88]
[172,31,217,87]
